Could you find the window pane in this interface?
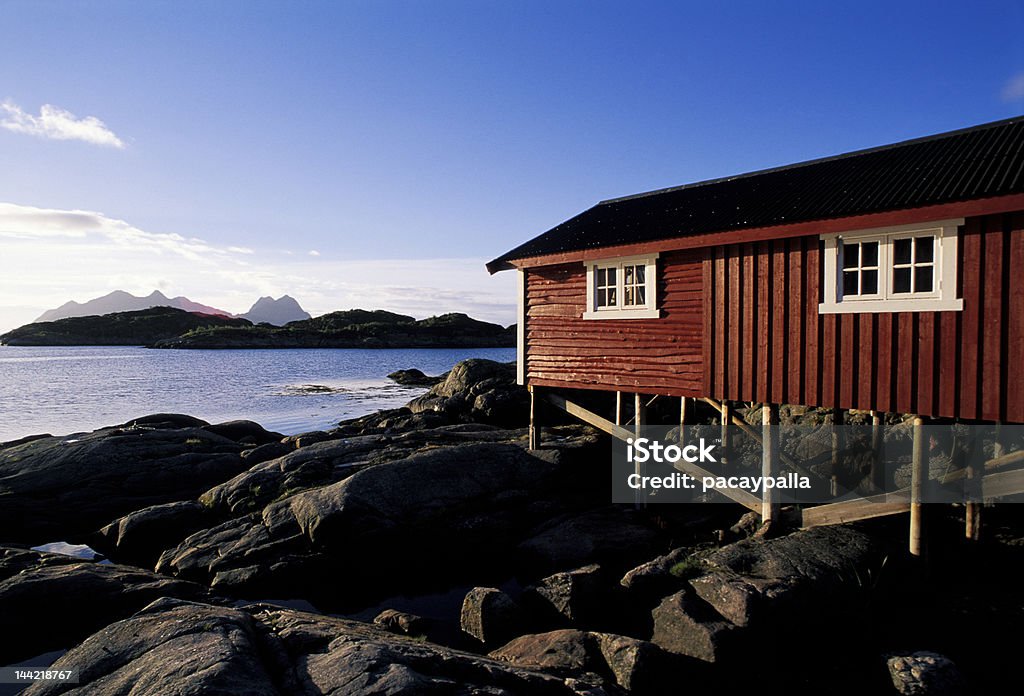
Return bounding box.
[624,266,634,284]
[607,288,616,306]
[894,238,911,265]
[862,270,878,295]
[862,241,878,268]
[842,242,859,269]
[843,270,859,296]
[624,287,635,306]
[893,267,911,293]
[915,266,933,292]
[596,289,607,307]
[607,267,616,284]
[597,268,607,286]
[915,236,934,263]
[636,287,646,305]
[635,265,645,283]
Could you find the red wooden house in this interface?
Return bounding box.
[488,116,1024,425]
[487,116,1024,541]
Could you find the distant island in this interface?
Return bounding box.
[34,290,312,326]
[0,307,515,348]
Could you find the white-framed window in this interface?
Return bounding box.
[583,254,660,320]
[819,219,963,314]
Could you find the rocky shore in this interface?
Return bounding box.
[1,359,1019,694]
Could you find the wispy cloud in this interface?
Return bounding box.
[308,250,321,257]
[0,101,125,148]
[1001,72,1024,102]
[0,202,516,333]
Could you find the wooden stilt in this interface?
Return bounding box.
[762,403,780,523]
[831,408,845,497]
[635,393,646,509]
[870,410,884,492]
[721,401,732,474]
[615,391,623,427]
[909,416,925,557]
[528,385,540,450]
[679,396,689,445]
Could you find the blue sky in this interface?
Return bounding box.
[1,0,1022,331]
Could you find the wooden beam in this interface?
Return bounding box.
[615,391,623,427]
[870,410,884,492]
[909,416,925,557]
[543,392,634,442]
[635,393,646,509]
[978,467,1024,499]
[679,396,689,445]
[802,495,911,527]
[762,403,781,522]
[672,460,763,513]
[720,401,732,474]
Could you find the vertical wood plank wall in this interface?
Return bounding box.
[705,212,1024,422]
[525,249,705,394]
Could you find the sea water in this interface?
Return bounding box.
[0,345,515,442]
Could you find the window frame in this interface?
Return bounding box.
[583,253,660,320]
[819,219,963,314]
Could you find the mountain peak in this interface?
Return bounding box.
[34,290,230,323]
[240,295,310,326]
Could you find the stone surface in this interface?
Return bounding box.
[388,368,444,386]
[94,500,215,566]
[0,547,215,664]
[461,587,525,645]
[650,590,739,663]
[373,608,429,636]
[525,564,608,627]
[25,598,593,696]
[0,415,252,543]
[887,651,966,695]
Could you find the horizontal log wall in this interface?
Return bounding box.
[525,250,705,394]
[705,212,1024,422]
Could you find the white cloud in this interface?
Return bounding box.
[1001,72,1024,102]
[0,202,517,332]
[0,100,125,148]
[308,250,321,256]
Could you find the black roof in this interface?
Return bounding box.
[487,115,1024,273]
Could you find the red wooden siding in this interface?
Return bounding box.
[524,211,1023,422]
[525,250,704,395]
[705,213,1024,422]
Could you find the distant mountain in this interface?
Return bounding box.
[35,290,230,323]
[2,307,251,346]
[239,295,310,326]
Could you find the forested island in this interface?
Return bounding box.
[0,307,516,348]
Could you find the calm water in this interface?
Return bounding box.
[0,346,515,442]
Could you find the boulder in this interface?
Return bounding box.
[408,359,529,427]
[0,417,249,543]
[24,598,592,696]
[461,587,524,645]
[524,564,609,627]
[491,629,689,693]
[887,651,966,695]
[650,590,739,663]
[387,368,444,386]
[517,507,664,575]
[0,547,215,664]
[202,419,282,445]
[94,500,215,566]
[373,608,429,636]
[619,546,695,602]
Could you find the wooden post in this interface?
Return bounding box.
[967,424,1001,541]
[634,393,646,508]
[762,403,780,523]
[870,410,884,492]
[831,408,845,497]
[528,385,540,450]
[909,416,925,557]
[615,391,623,427]
[679,396,689,445]
[721,401,732,474]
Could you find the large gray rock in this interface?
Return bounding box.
[0,547,214,664]
[25,598,593,696]
[0,415,252,543]
[408,359,529,427]
[156,442,573,600]
[491,629,689,693]
[517,508,664,575]
[461,587,525,645]
[650,590,739,663]
[94,500,214,566]
[525,564,609,627]
[619,546,695,602]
